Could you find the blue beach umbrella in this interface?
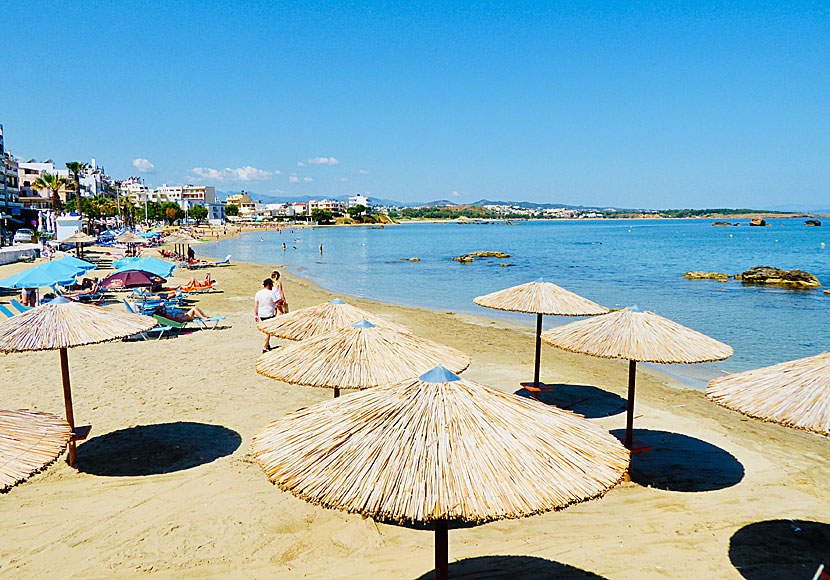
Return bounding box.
[51,256,97,273]
[113,257,175,278]
[0,261,84,289]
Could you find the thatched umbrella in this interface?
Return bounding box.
[163,233,199,259]
[0,297,156,465]
[0,409,72,490]
[706,351,830,435]
[257,298,411,340]
[251,365,629,580]
[541,306,732,449]
[256,319,471,397]
[59,231,96,258]
[116,231,147,257]
[474,281,608,394]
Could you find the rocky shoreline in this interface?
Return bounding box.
[685,266,822,288]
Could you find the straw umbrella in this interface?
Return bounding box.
[0,409,72,490]
[116,231,147,257]
[0,297,156,465]
[541,306,732,449]
[257,298,411,340]
[706,352,830,435]
[474,281,608,394]
[59,230,96,258]
[251,365,629,580]
[256,319,471,397]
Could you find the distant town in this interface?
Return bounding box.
[0,122,812,244]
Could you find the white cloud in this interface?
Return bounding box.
[339,177,349,182]
[308,157,339,166]
[289,174,299,183]
[190,165,273,182]
[297,162,304,167]
[303,177,314,182]
[359,169,369,174]
[132,158,155,173]
[451,190,460,197]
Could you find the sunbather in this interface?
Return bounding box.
[179,273,213,291]
[154,305,210,322]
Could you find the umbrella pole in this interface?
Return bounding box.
[435,519,448,580]
[625,360,636,449]
[59,347,77,466]
[533,313,543,390]
[75,242,81,259]
[333,387,340,398]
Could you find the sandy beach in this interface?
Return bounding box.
[1,248,828,579]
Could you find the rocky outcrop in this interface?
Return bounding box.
[453,251,510,263]
[712,222,735,226]
[749,218,768,227]
[737,266,821,288]
[499,263,515,267]
[684,271,730,280]
[806,220,821,226]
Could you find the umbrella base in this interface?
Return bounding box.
[520,382,553,401]
[615,433,652,454]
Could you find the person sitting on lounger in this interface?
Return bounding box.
[154,305,210,322]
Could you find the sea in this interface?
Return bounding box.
[197,218,830,388]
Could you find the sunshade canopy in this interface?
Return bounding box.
[251,365,629,523]
[59,231,96,243]
[474,281,609,316]
[100,270,166,289]
[707,351,830,435]
[257,298,411,340]
[0,296,157,352]
[112,257,175,277]
[115,231,148,244]
[256,319,470,390]
[541,306,733,363]
[0,409,72,490]
[0,260,84,289]
[51,256,97,272]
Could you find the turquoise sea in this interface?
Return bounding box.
[198,219,829,388]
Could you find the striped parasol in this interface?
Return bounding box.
[0,409,72,491]
[542,306,732,448]
[256,319,471,397]
[706,351,830,435]
[252,365,629,580]
[257,298,411,340]
[474,281,608,394]
[0,297,157,465]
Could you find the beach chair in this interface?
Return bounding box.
[213,254,232,266]
[122,300,173,340]
[0,304,16,318]
[153,313,191,331]
[10,299,33,314]
[195,315,227,330]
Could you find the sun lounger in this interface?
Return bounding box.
[0,304,17,318]
[122,300,173,339]
[214,255,232,266]
[195,315,226,330]
[10,299,33,314]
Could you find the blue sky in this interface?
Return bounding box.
[3,1,828,208]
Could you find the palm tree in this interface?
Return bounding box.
[34,172,69,212]
[65,161,89,228]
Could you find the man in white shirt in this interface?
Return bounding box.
[254,278,277,353]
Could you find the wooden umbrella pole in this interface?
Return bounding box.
[625,359,636,449]
[59,347,77,466]
[533,313,543,389]
[434,519,448,580]
[333,387,340,398]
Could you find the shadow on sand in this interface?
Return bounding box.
[76,421,241,476]
[729,519,830,580]
[610,428,745,492]
[515,383,627,419]
[413,555,609,579]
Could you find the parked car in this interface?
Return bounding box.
[13,228,35,244]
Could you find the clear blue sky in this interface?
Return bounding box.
[4,1,828,209]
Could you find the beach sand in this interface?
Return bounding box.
[0,249,828,579]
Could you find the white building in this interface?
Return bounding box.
[348,194,371,208]
[308,199,347,215]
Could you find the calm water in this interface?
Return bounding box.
[199,219,829,387]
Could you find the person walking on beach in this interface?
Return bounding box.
[271,270,288,313]
[254,278,277,353]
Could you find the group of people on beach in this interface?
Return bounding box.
[254,270,288,353]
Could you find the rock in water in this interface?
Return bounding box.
[712,221,733,226]
[806,220,821,226]
[684,271,730,280]
[749,218,768,226]
[453,251,510,262]
[738,266,822,288]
